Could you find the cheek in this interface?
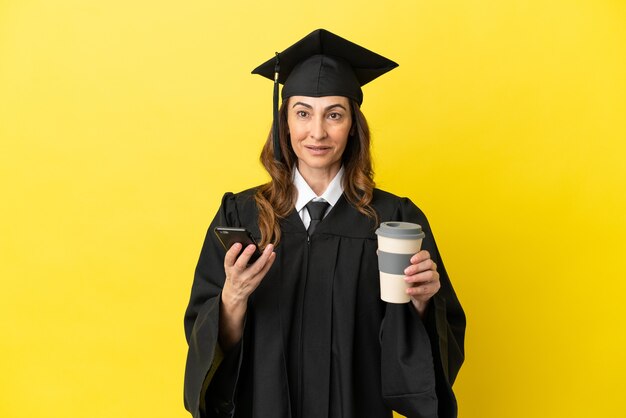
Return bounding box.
[289,135,298,152]
[287,120,306,143]
[333,126,351,149]
[289,131,305,159]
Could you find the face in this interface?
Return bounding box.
[287,95,352,178]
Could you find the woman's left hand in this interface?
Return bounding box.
[404,250,440,317]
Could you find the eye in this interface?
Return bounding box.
[328,112,343,120]
[296,110,309,118]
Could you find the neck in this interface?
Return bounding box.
[298,163,341,196]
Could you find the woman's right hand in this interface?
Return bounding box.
[219,242,276,350]
[222,243,276,306]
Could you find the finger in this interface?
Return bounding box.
[404,258,436,276]
[256,251,276,279]
[404,269,439,284]
[241,251,277,293]
[407,279,441,297]
[233,244,258,270]
[246,244,275,275]
[410,250,431,265]
[224,242,243,267]
[407,283,432,297]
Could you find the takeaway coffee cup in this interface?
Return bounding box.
[376,221,426,303]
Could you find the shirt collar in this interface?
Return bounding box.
[294,166,345,212]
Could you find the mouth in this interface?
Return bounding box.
[305,145,332,151]
[304,145,332,156]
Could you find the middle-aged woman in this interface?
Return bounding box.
[184,29,466,418]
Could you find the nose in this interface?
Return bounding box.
[309,116,327,141]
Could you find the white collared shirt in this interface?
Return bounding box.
[293,166,345,230]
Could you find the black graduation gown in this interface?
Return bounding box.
[184,188,465,418]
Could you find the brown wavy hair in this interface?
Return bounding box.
[254,98,378,247]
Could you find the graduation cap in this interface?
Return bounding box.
[252,29,398,161]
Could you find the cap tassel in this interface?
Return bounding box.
[272,52,281,162]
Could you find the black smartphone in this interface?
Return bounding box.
[214,227,262,263]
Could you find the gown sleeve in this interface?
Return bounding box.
[380,198,466,418]
[183,193,245,418]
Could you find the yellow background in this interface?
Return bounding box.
[1,1,625,417]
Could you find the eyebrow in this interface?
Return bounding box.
[291,101,348,112]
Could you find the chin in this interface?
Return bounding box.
[301,159,341,171]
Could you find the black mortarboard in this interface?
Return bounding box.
[252,29,398,161]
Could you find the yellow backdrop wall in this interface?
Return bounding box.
[1,1,625,417]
